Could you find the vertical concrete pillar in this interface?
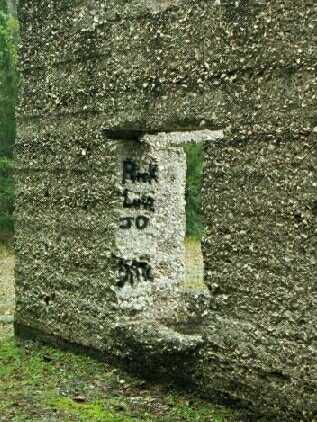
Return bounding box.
[114,138,186,316]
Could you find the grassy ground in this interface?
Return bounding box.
[0,338,239,422]
[0,246,239,422]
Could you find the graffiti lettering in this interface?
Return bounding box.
[115,257,154,288]
[123,189,155,212]
[123,159,159,184]
[135,216,149,229]
[119,217,134,229]
[117,158,157,288]
[119,215,150,230]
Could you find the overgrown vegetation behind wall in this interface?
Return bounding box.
[0,4,17,242]
[185,144,203,240]
[0,157,13,240]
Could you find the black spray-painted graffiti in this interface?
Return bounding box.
[123,189,155,212]
[116,159,158,287]
[115,256,154,288]
[120,159,159,231]
[123,159,159,184]
[119,215,150,230]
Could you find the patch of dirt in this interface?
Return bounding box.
[184,238,205,290]
[0,250,15,340]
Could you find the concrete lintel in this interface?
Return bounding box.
[141,129,225,147]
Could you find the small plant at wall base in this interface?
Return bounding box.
[185,143,204,240]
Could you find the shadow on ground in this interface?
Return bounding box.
[0,246,241,422]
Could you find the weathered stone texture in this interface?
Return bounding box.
[15,115,120,351]
[201,133,317,420]
[17,1,316,133]
[16,0,316,420]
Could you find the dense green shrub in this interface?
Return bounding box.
[184,143,204,240]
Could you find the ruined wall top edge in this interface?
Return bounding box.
[17,0,316,135]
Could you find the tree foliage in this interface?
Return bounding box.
[0,9,17,156]
[0,156,14,239]
[185,143,204,240]
[0,5,17,240]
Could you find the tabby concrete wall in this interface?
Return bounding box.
[199,2,316,420]
[201,133,316,420]
[17,0,316,134]
[16,0,316,420]
[15,117,120,351]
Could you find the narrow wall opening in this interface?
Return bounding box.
[112,129,224,321]
[184,143,206,291]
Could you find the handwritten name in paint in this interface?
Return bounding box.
[115,256,153,288]
[123,159,158,184]
[123,189,155,212]
[119,215,150,230]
